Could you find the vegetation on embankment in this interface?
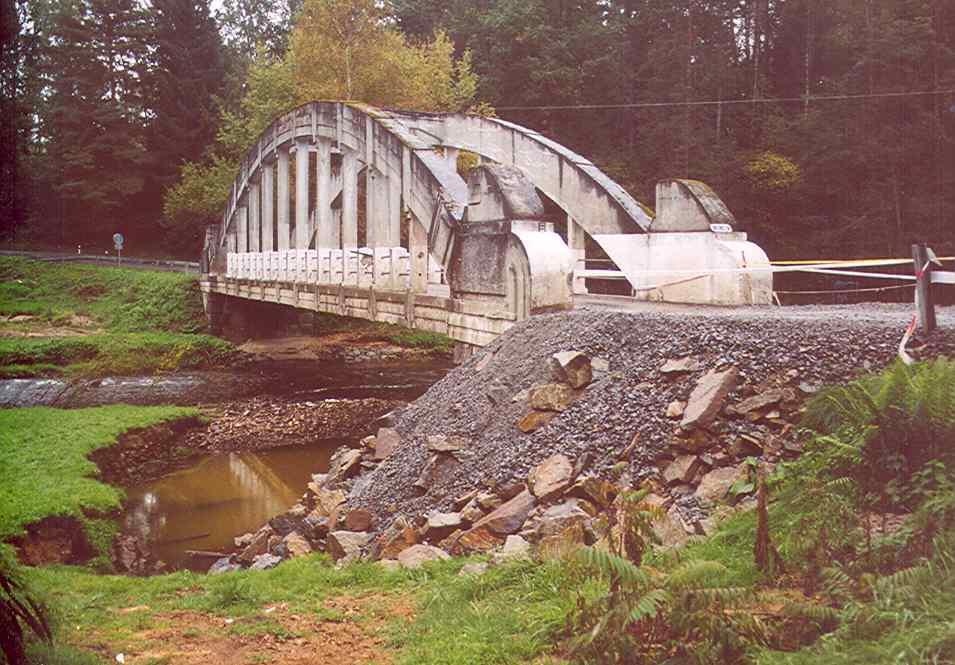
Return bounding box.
[0,257,235,377]
[5,360,955,665]
[312,311,455,354]
[0,406,198,565]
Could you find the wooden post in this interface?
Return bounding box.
[912,242,937,333]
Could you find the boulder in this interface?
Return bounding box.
[457,490,537,552]
[666,400,686,419]
[302,512,330,541]
[530,499,592,540]
[660,356,701,374]
[730,389,787,415]
[282,531,312,559]
[397,544,450,569]
[485,383,511,405]
[694,465,748,506]
[567,476,618,510]
[424,512,464,541]
[527,454,574,500]
[344,508,374,532]
[493,535,531,562]
[662,455,703,485]
[681,368,738,430]
[268,513,301,537]
[655,505,691,549]
[538,521,587,559]
[326,530,372,562]
[528,383,576,412]
[426,435,468,453]
[208,556,240,575]
[517,410,557,433]
[374,427,401,460]
[413,453,461,495]
[237,526,272,564]
[461,500,485,524]
[476,492,502,511]
[233,532,254,549]
[550,351,593,389]
[372,516,418,560]
[250,553,282,571]
[458,562,489,577]
[312,488,347,520]
[327,447,362,483]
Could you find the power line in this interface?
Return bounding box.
[495,88,955,112]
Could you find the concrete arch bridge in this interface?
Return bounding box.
[201,101,771,357]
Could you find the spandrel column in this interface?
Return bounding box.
[342,150,358,250]
[316,140,337,249]
[294,138,310,249]
[248,178,261,252]
[261,161,274,251]
[277,147,290,250]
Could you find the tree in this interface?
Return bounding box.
[148,0,225,193]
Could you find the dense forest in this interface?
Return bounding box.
[3,0,954,260]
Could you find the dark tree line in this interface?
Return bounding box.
[3,0,954,259]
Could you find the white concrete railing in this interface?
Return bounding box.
[225,248,444,290]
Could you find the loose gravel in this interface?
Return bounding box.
[348,306,955,527]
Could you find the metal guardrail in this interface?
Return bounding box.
[0,250,199,273]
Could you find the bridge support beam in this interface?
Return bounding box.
[294,138,310,249]
[236,204,248,253]
[342,150,358,249]
[277,148,290,250]
[387,170,402,246]
[248,179,260,252]
[409,212,428,293]
[261,161,274,251]
[567,214,588,295]
[316,140,336,249]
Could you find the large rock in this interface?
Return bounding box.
[537,521,588,559]
[528,383,576,412]
[208,556,240,575]
[326,447,362,484]
[250,553,282,571]
[371,516,418,560]
[567,476,619,510]
[529,499,592,540]
[282,531,312,559]
[660,356,701,374]
[662,455,703,485]
[527,454,574,500]
[517,410,557,433]
[729,389,788,415]
[426,434,468,452]
[694,465,748,506]
[312,488,347,520]
[457,490,536,551]
[374,427,401,460]
[493,534,531,562]
[423,511,464,541]
[237,526,272,564]
[680,367,738,430]
[344,508,374,532]
[549,351,593,389]
[397,544,450,569]
[413,453,461,494]
[326,530,372,562]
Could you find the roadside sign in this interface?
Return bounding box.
[113,233,124,267]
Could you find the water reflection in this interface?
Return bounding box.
[123,440,342,569]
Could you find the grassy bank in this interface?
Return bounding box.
[312,311,454,354]
[0,406,198,562]
[0,257,235,377]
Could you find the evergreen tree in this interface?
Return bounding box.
[148,0,224,192]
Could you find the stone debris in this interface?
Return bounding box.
[528,383,576,412]
[397,544,450,569]
[526,454,574,500]
[458,562,489,576]
[660,356,701,374]
[250,553,281,570]
[207,308,955,575]
[549,351,593,389]
[680,367,738,430]
[493,535,531,562]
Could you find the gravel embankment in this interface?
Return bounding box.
[348,306,955,526]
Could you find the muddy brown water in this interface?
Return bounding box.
[122,439,344,569]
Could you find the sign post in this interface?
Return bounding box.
[113,233,124,267]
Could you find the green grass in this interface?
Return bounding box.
[0,257,236,376]
[0,257,205,333]
[312,311,454,354]
[0,406,197,545]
